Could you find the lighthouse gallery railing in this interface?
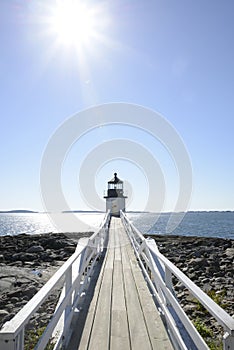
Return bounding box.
[120,211,234,350]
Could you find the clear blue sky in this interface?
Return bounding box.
[1,0,234,212]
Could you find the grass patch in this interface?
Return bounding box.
[193,318,222,350]
[24,326,54,350]
[191,290,226,350]
[207,289,227,308]
[194,289,227,314]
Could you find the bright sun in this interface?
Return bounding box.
[50,1,98,47]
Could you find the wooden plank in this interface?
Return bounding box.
[67,252,108,350]
[113,221,121,261]
[87,271,112,349]
[110,259,130,350]
[121,238,152,350]
[117,219,130,249]
[125,242,174,350]
[110,217,130,349]
[87,237,115,350]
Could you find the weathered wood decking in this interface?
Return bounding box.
[67,217,173,350]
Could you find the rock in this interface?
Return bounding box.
[0,310,9,317]
[12,252,35,262]
[24,262,35,267]
[214,277,224,283]
[8,289,23,298]
[12,253,23,261]
[10,297,19,304]
[175,282,186,291]
[42,239,66,250]
[189,257,208,267]
[24,286,38,299]
[200,278,210,284]
[192,250,202,258]
[181,304,197,314]
[27,245,44,253]
[177,292,186,299]
[5,304,14,310]
[64,246,76,253]
[182,266,189,272]
[202,283,212,292]
[23,253,37,262]
[2,313,14,324]
[225,248,234,257]
[187,272,197,280]
[226,271,233,278]
[39,252,50,260]
[206,265,217,274]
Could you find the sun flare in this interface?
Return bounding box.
[50,1,98,47]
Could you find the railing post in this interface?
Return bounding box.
[0,327,25,350]
[0,338,15,350]
[17,329,25,350]
[165,267,174,294]
[64,266,72,325]
[99,225,104,252]
[164,267,175,307]
[223,332,234,350]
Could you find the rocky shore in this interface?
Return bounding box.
[0,232,92,330]
[0,232,233,347]
[146,234,234,347]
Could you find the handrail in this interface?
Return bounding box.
[0,210,111,350]
[150,248,234,333]
[0,246,85,337]
[120,211,234,350]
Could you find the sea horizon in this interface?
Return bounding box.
[0,209,233,214]
[0,211,233,240]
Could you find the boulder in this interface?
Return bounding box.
[189,257,208,267]
[7,289,23,298]
[27,245,44,253]
[225,248,234,257]
[24,286,38,299]
[0,310,9,317]
[12,252,35,262]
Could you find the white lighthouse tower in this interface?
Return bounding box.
[104,173,127,217]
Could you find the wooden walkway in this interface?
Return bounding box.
[66,217,173,350]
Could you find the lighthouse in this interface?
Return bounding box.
[104,173,127,217]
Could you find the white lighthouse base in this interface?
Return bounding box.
[106,197,126,217]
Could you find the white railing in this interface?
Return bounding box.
[0,211,111,350]
[121,211,234,350]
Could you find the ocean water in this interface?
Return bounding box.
[128,211,234,239]
[0,212,105,236]
[0,211,233,239]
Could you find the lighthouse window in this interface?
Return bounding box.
[108,183,123,190]
[109,184,116,189]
